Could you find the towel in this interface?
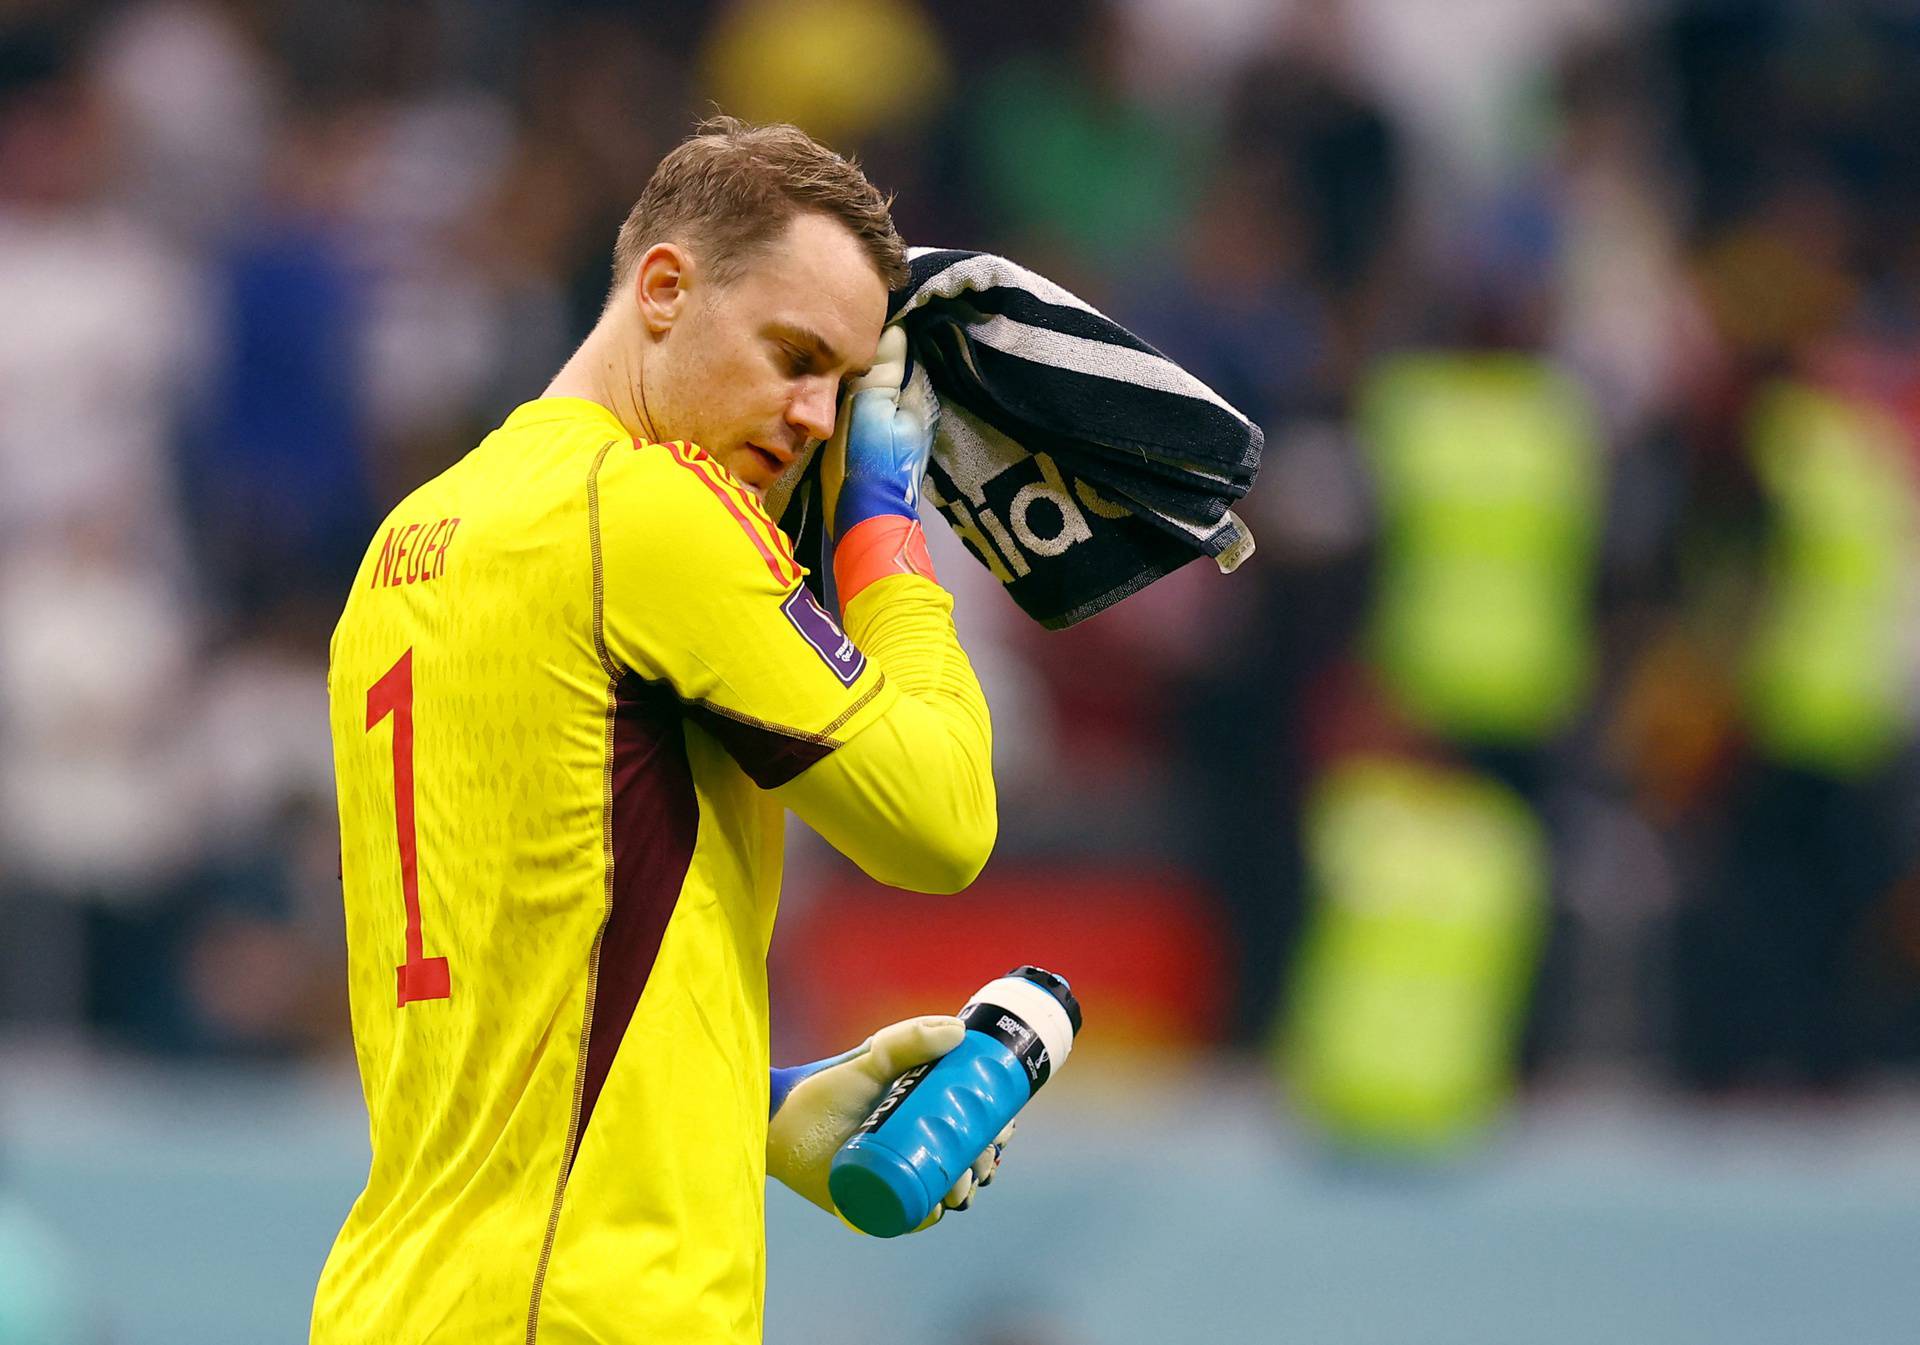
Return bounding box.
[768,247,1262,629]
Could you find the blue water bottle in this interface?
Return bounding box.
[830,965,1082,1237]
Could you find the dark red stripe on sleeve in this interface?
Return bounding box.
[685,702,836,790]
[571,674,698,1170]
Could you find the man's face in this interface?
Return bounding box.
[646,212,888,493]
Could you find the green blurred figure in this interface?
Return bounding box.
[1359,353,1603,747]
[1281,757,1548,1153]
[1743,382,1918,778]
[1672,382,1920,1088]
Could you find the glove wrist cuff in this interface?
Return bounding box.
[834,515,936,603]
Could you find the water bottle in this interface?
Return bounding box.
[829,965,1082,1237]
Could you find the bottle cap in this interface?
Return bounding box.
[1008,965,1082,1035]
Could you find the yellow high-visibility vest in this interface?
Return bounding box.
[1360,353,1603,743]
[1280,756,1546,1152]
[1745,383,1918,777]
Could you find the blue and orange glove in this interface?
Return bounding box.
[821,325,939,603]
[766,1016,1013,1233]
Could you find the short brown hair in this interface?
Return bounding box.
[611,116,908,296]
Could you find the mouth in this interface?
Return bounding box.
[745,443,792,476]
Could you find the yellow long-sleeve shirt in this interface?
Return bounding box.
[314,396,993,1345]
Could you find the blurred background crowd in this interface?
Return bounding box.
[4,0,1920,1338]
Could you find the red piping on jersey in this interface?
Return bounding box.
[692,446,804,578]
[658,440,801,586]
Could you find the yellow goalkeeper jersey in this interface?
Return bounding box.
[314,397,993,1344]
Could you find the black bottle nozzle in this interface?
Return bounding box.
[1008,964,1082,1036]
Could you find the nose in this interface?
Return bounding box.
[787,375,839,443]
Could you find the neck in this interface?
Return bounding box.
[544,318,659,442]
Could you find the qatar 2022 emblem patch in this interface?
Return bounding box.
[781,587,866,686]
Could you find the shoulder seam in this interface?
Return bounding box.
[679,669,886,750]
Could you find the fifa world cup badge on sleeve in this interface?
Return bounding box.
[782,587,866,685]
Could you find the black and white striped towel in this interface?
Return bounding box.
[771,247,1262,629]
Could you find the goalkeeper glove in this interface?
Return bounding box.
[821,324,940,602]
[768,1014,1013,1232]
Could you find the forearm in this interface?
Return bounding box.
[843,572,990,739]
[776,573,995,892]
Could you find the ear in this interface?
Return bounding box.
[633,242,692,335]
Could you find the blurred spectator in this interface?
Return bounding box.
[91,0,274,242]
[189,106,375,621]
[1123,163,1332,431]
[1221,0,1410,381]
[701,0,950,146]
[958,2,1208,285]
[0,14,211,1026]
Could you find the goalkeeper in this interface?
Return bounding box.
[314,118,1002,1344]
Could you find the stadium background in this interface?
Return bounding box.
[3,0,1920,1340]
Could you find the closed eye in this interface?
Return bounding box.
[777,342,812,377]
[770,327,871,394]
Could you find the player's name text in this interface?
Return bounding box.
[369,517,461,589]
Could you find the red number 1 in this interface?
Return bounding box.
[366,648,451,1006]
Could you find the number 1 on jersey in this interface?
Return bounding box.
[367,648,452,1006]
